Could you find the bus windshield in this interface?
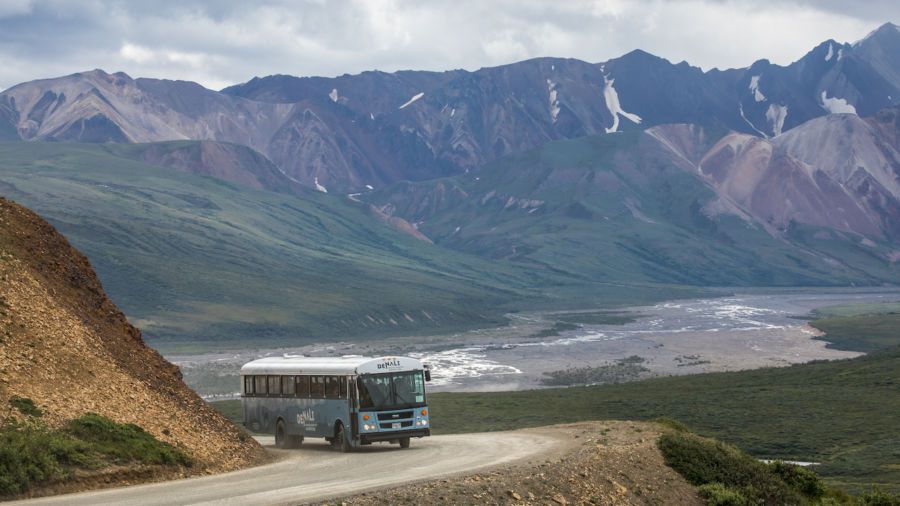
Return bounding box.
[357,371,425,410]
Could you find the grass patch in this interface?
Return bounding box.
[9,396,42,417]
[528,321,579,339]
[66,413,193,467]
[662,430,900,505]
[210,400,243,427]
[0,413,192,496]
[659,431,823,505]
[540,356,649,386]
[810,311,900,353]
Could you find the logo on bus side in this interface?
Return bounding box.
[297,408,316,427]
[377,359,401,369]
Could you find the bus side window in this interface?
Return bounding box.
[282,375,295,397]
[325,376,340,399]
[295,376,310,398]
[244,376,254,396]
[268,375,281,396]
[255,375,267,396]
[310,376,325,398]
[339,376,347,399]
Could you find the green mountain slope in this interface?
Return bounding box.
[367,131,900,285]
[0,142,702,351]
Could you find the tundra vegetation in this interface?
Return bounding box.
[0,402,192,497]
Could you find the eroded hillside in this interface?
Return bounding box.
[0,197,266,479]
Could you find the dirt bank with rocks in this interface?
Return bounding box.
[0,197,267,495]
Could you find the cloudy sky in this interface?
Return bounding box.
[0,0,896,91]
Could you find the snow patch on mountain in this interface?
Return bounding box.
[766,104,788,136]
[399,92,425,109]
[824,43,834,62]
[547,79,561,123]
[625,199,657,224]
[749,75,766,102]
[739,103,768,138]
[329,88,338,103]
[820,91,857,115]
[602,76,642,133]
[645,126,700,172]
[314,177,328,193]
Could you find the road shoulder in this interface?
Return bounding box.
[321,421,701,505]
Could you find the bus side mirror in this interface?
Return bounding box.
[424,364,432,382]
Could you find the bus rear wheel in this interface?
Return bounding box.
[275,420,289,449]
[332,423,352,453]
[399,437,410,449]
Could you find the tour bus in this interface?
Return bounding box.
[240,355,431,451]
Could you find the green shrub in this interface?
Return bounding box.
[0,421,91,496]
[658,432,814,505]
[860,489,900,505]
[9,396,42,417]
[653,417,691,433]
[66,413,193,467]
[769,461,826,500]
[0,413,194,497]
[698,483,748,506]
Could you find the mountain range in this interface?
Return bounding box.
[2,23,898,193]
[0,23,898,345]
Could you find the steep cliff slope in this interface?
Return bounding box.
[0,197,266,474]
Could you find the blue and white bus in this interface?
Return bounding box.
[240,356,431,451]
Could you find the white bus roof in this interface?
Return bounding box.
[240,356,424,376]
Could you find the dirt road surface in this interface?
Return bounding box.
[12,431,570,505]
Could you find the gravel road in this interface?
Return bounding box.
[13,431,568,505]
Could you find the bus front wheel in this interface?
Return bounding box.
[399,437,410,449]
[333,423,352,453]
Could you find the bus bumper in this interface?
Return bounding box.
[360,428,430,443]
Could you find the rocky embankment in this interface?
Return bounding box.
[329,421,701,506]
[0,197,266,488]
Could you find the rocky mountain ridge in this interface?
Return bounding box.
[1,23,898,194]
[364,106,900,285]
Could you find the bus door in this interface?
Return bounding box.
[349,375,359,440]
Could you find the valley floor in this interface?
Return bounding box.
[173,288,899,399]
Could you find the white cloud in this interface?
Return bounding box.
[120,43,154,64]
[0,0,32,19]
